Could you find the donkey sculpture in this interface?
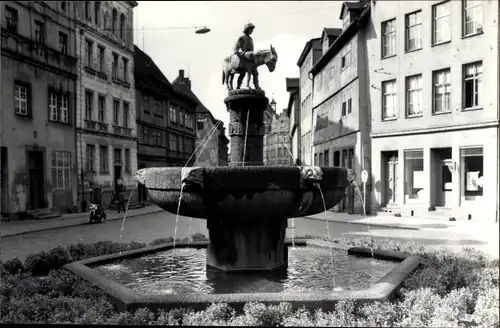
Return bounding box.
[222,45,278,90]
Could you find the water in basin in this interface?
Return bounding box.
[94,247,396,296]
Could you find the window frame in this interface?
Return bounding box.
[381,79,397,121]
[432,1,451,45]
[5,5,18,33]
[405,11,422,52]
[51,151,72,189]
[99,145,109,173]
[84,90,94,120]
[432,68,452,114]
[381,18,397,58]
[113,98,120,125]
[405,74,423,117]
[462,0,483,37]
[86,144,96,173]
[59,31,68,55]
[462,61,483,111]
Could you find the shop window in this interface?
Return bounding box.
[460,147,483,197]
[404,149,424,200]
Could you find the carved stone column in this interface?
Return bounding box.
[224,90,268,166]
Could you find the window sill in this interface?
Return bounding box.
[432,110,451,116]
[49,119,72,126]
[462,107,483,112]
[15,112,32,119]
[462,31,484,40]
[431,40,451,48]
[382,117,398,122]
[381,54,396,60]
[404,47,422,54]
[406,114,423,119]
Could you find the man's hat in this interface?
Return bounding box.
[244,23,255,32]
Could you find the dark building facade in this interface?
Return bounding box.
[285,78,300,164]
[134,49,197,203]
[1,1,78,217]
[172,70,228,167]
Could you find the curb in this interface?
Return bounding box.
[302,215,421,231]
[1,209,164,238]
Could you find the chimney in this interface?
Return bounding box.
[179,69,184,78]
[177,69,191,89]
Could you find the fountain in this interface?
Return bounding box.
[64,24,421,312]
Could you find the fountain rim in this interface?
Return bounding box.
[63,239,421,313]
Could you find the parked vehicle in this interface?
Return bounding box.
[89,203,106,223]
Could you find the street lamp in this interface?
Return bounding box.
[270,98,277,112]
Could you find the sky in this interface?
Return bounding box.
[135,1,342,136]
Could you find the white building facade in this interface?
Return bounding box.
[75,1,138,207]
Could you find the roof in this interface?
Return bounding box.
[310,4,370,76]
[296,37,321,67]
[134,45,174,97]
[323,28,343,37]
[172,78,219,124]
[339,1,366,19]
[286,78,299,92]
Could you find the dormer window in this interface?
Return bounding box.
[342,11,350,29]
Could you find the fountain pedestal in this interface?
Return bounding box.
[206,218,288,271]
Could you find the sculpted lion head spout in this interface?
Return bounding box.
[266,44,278,72]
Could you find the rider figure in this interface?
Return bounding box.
[233,23,255,66]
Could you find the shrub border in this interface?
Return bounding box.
[64,238,421,313]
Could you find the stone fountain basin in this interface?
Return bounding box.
[135,166,348,220]
[64,240,421,313]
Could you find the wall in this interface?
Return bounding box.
[195,114,219,166]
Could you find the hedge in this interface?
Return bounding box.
[0,234,498,327]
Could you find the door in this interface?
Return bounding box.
[1,147,7,213]
[385,156,398,205]
[138,163,147,203]
[28,151,44,209]
[114,165,122,192]
[438,161,453,206]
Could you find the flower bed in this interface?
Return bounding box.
[0,234,498,327]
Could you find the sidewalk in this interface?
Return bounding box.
[303,211,454,230]
[0,205,163,238]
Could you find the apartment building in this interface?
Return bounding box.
[310,1,371,213]
[297,38,322,166]
[263,100,277,165]
[1,1,78,217]
[75,1,138,209]
[285,78,300,164]
[264,110,292,166]
[367,0,499,222]
[195,109,229,167]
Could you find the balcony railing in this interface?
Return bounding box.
[97,122,108,132]
[122,127,132,136]
[112,125,122,135]
[85,119,96,130]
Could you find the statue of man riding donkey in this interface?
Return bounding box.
[222,23,278,90]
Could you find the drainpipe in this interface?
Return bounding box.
[78,27,85,212]
[308,71,314,165]
[497,0,500,224]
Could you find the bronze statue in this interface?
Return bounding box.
[222,23,278,90]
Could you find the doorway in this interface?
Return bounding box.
[138,163,147,204]
[114,165,122,192]
[28,150,45,209]
[382,151,398,206]
[1,147,7,214]
[431,147,453,207]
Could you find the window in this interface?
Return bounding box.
[99,146,109,172]
[5,6,18,33]
[97,45,105,72]
[98,95,105,122]
[433,69,451,114]
[341,88,352,117]
[123,102,129,127]
[324,150,330,167]
[333,150,340,167]
[34,20,45,44]
[51,151,71,189]
[112,53,118,78]
[113,99,120,125]
[86,144,95,172]
[341,43,351,69]
[405,11,422,51]
[406,74,423,117]
[48,90,69,123]
[180,111,185,126]
[114,148,121,164]
[170,107,177,123]
[85,39,93,67]
[61,2,67,12]
[85,90,93,119]
[143,128,149,144]
[463,61,482,109]
[122,58,128,82]
[432,1,451,44]
[404,150,424,201]
[125,149,131,173]
[14,82,29,116]
[170,134,178,151]
[314,154,318,166]
[197,118,204,130]
[120,13,126,40]
[463,0,483,36]
[85,1,91,20]
[460,147,483,197]
[382,80,397,120]
[59,32,68,55]
[94,1,101,26]
[381,19,396,57]
[112,8,118,34]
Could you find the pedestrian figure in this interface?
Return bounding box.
[116,178,126,213]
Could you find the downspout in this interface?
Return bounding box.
[497,0,500,223]
[308,71,314,165]
[78,27,85,212]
